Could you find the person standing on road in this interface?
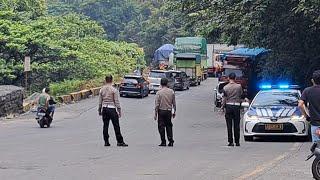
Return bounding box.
[299,70,320,142]
[223,73,243,147]
[154,78,176,147]
[98,75,128,147]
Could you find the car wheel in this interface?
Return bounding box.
[244,136,254,141]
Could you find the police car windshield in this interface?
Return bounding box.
[252,91,299,107]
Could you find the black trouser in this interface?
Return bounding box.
[225,105,241,144]
[158,110,174,143]
[102,108,124,144]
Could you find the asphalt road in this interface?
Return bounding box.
[0,78,314,180]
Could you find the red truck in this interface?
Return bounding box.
[214,48,269,108]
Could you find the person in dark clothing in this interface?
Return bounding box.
[98,75,128,147]
[154,78,177,147]
[223,73,243,147]
[299,70,320,142]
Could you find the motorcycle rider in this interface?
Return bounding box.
[37,88,55,120]
[299,70,320,142]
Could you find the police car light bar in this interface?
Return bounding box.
[259,83,300,90]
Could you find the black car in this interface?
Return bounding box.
[119,75,149,98]
[169,70,190,91]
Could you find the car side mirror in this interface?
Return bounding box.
[241,102,250,108]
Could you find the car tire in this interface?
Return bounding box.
[244,136,254,141]
[312,157,320,180]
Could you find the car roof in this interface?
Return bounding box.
[124,75,143,78]
[150,70,168,73]
[169,70,183,73]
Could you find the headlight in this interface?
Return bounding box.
[246,115,259,120]
[291,115,304,120]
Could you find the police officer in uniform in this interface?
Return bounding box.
[98,75,128,147]
[154,78,177,147]
[223,73,243,147]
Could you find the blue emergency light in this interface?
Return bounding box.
[259,83,300,90]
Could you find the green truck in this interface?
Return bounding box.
[174,37,208,86]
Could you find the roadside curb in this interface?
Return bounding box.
[22,83,121,113]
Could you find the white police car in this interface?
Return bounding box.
[242,84,310,141]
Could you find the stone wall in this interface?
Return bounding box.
[0,85,24,117]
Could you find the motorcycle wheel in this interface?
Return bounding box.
[312,157,320,180]
[39,120,45,128]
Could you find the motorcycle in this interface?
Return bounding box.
[306,129,320,179]
[36,107,52,128]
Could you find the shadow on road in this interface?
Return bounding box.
[253,136,310,143]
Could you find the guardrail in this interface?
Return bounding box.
[23,83,122,112]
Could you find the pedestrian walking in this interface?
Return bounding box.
[299,70,320,142]
[223,73,243,147]
[98,75,128,147]
[154,78,176,147]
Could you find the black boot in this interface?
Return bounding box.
[159,142,166,146]
[117,142,128,147]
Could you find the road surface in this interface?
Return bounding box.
[0,79,313,180]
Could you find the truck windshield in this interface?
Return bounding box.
[224,69,243,77]
[252,91,300,107]
[149,72,166,78]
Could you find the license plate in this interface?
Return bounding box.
[265,124,283,131]
[37,113,46,116]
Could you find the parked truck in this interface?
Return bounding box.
[173,37,207,86]
[214,48,269,108]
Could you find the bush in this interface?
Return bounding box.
[50,79,84,97]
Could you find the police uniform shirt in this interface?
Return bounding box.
[155,87,176,112]
[223,82,243,104]
[99,84,121,113]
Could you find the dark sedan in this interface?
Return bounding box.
[169,70,190,91]
[119,75,149,98]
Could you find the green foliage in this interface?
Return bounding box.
[0,4,144,94]
[50,79,84,96]
[47,0,191,62]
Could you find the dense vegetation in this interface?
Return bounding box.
[48,0,320,87]
[47,0,191,62]
[1,0,319,94]
[0,0,144,95]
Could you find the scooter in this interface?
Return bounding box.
[36,108,52,128]
[306,129,320,179]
